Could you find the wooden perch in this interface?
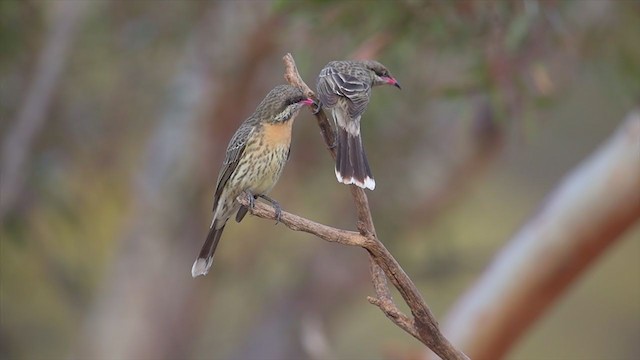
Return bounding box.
[436,109,640,359]
[239,53,468,360]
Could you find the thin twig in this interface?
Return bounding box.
[282,55,337,154]
[368,297,420,340]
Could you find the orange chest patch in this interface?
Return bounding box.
[261,121,293,147]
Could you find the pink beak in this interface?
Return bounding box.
[302,98,315,106]
[386,77,401,89]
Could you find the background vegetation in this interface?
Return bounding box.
[1,0,639,359]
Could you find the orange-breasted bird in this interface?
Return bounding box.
[316,60,400,190]
[192,85,314,277]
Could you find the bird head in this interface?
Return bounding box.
[258,85,315,124]
[361,60,401,90]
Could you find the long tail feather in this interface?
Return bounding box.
[235,205,248,223]
[191,220,225,277]
[335,127,375,190]
[336,128,353,184]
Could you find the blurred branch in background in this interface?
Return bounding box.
[428,109,640,360]
[349,32,393,60]
[78,12,215,360]
[409,99,502,226]
[79,2,279,359]
[0,0,88,220]
[200,12,283,171]
[230,244,363,360]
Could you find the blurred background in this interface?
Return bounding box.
[1,0,639,359]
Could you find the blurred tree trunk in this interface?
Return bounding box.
[78,16,213,360]
[78,2,277,359]
[426,109,640,360]
[0,0,88,220]
[231,245,368,360]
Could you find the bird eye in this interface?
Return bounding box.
[285,96,304,107]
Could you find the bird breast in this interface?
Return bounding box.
[242,122,292,194]
[262,120,293,145]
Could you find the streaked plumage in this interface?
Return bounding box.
[192,85,313,277]
[316,60,400,190]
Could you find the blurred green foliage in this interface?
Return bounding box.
[1,1,639,359]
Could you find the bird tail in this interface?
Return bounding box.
[191,219,226,277]
[335,127,375,190]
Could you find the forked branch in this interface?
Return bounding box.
[240,53,467,359]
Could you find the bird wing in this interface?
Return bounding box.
[317,66,371,120]
[212,123,254,211]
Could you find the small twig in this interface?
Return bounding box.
[367,297,420,340]
[282,54,337,155]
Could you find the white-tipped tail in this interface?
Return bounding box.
[363,176,376,190]
[191,258,213,278]
[335,168,376,191]
[335,168,344,183]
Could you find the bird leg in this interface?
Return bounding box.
[244,191,256,211]
[257,194,282,225]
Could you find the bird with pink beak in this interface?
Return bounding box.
[316,60,401,190]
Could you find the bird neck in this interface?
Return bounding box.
[260,118,294,147]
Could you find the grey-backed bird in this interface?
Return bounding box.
[316,60,400,190]
[192,85,314,277]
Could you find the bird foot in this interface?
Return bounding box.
[244,191,256,210]
[258,194,282,225]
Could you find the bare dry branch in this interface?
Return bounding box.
[368,296,421,340]
[239,194,461,356]
[236,196,365,247]
[282,55,337,155]
[283,55,314,98]
[240,53,468,359]
[437,109,640,359]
